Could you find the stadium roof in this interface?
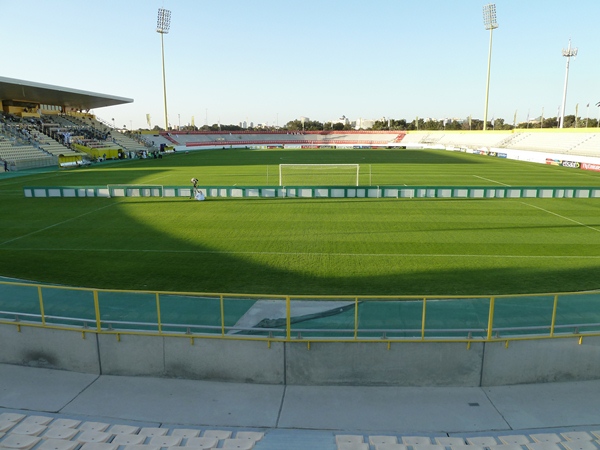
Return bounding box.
[0,76,133,110]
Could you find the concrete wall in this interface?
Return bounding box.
[2,323,600,386]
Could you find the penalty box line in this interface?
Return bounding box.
[0,202,122,247]
[521,202,600,234]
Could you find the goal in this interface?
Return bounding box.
[107,184,164,197]
[279,164,360,186]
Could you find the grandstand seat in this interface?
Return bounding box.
[467,437,498,446]
[233,431,263,442]
[526,443,563,450]
[138,428,168,437]
[0,422,16,434]
[530,434,562,443]
[435,437,466,446]
[107,425,139,435]
[170,429,201,438]
[121,445,160,450]
[374,444,409,450]
[202,430,231,440]
[41,427,78,440]
[76,431,112,443]
[110,435,146,446]
[183,437,219,449]
[49,419,80,429]
[220,439,255,450]
[0,434,40,450]
[412,445,445,450]
[402,436,432,445]
[499,435,532,445]
[369,435,398,446]
[148,436,183,447]
[78,423,110,432]
[450,446,484,450]
[37,439,79,450]
[489,444,525,450]
[562,432,594,441]
[9,423,46,437]
[79,444,118,450]
[561,441,598,450]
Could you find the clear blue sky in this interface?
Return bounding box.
[2,0,599,129]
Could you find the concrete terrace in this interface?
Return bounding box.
[2,364,600,450]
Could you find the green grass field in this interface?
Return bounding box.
[1,148,600,296]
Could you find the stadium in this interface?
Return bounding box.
[2,2,600,450]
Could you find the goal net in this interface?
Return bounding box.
[107,184,164,198]
[279,164,359,186]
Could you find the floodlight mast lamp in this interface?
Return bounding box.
[559,39,577,129]
[482,3,498,131]
[157,8,171,131]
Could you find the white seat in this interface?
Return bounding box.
[148,436,183,448]
[530,435,562,444]
[369,436,398,446]
[37,439,79,450]
[184,437,219,449]
[79,444,118,450]
[526,443,563,450]
[489,444,525,450]
[78,423,110,432]
[10,423,47,436]
[0,414,25,423]
[20,417,53,427]
[112,435,147,446]
[0,435,41,450]
[561,442,598,450]
[107,425,140,435]
[436,438,466,446]
[122,445,160,450]
[0,420,16,433]
[336,435,364,445]
[402,437,432,445]
[202,430,231,440]
[220,439,255,450]
[375,445,408,450]
[170,429,201,438]
[42,427,79,440]
[562,433,594,442]
[467,437,498,446]
[451,446,484,450]
[138,428,168,437]
[338,442,369,450]
[412,445,445,450]
[49,419,81,429]
[233,432,263,442]
[499,435,531,445]
[76,431,112,443]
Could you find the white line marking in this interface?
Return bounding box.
[1,247,599,259]
[521,202,600,233]
[473,175,511,186]
[0,202,121,246]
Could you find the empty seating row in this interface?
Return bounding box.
[0,413,263,450]
[336,432,600,450]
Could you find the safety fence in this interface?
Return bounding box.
[23,185,600,199]
[1,280,599,343]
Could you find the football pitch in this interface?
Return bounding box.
[1,148,600,296]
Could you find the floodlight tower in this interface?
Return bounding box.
[482,3,498,131]
[157,8,171,131]
[559,39,577,129]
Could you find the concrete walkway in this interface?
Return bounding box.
[2,363,600,449]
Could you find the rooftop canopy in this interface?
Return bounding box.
[0,76,133,110]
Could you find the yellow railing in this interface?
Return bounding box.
[1,280,599,345]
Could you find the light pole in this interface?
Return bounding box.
[559,39,577,129]
[157,8,171,131]
[482,4,498,131]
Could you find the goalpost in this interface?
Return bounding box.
[279,164,360,186]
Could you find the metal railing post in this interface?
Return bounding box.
[220,295,225,336]
[93,290,101,332]
[550,294,559,337]
[421,297,427,340]
[37,285,46,326]
[354,297,359,339]
[286,296,291,340]
[486,297,495,340]
[156,293,162,334]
